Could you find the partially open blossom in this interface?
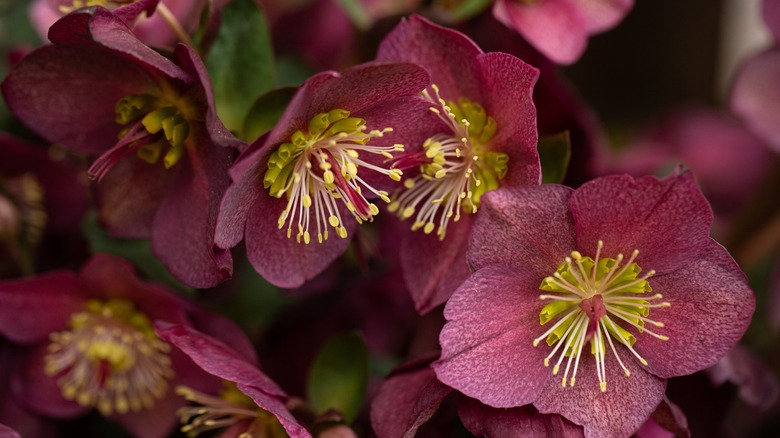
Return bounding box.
[0,254,250,437]
[2,7,242,288]
[433,173,754,437]
[376,15,540,313]
[214,61,432,288]
[492,0,634,65]
[155,322,310,437]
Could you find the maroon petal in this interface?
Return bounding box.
[151,136,234,288]
[477,52,540,188]
[112,0,161,24]
[643,396,689,438]
[376,15,483,102]
[371,355,454,438]
[730,49,780,152]
[0,272,84,344]
[533,356,666,438]
[433,265,551,408]
[13,345,88,418]
[458,398,583,438]
[0,423,21,438]
[468,185,576,279]
[400,214,473,314]
[633,239,754,378]
[155,323,286,398]
[569,172,712,275]
[764,0,780,43]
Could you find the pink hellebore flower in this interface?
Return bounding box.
[376,15,540,313]
[214,62,433,288]
[433,173,754,438]
[2,7,243,288]
[155,322,310,437]
[493,0,634,65]
[0,254,248,438]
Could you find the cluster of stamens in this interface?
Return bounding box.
[89,91,193,181]
[533,241,670,392]
[176,384,286,438]
[388,84,508,239]
[263,109,404,244]
[44,299,174,415]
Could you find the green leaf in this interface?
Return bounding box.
[81,213,192,294]
[334,0,370,30]
[433,0,493,23]
[307,332,369,423]
[538,131,572,184]
[206,0,275,137]
[242,87,297,143]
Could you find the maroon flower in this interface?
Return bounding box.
[0,254,251,437]
[433,173,754,437]
[214,61,432,288]
[156,322,310,437]
[375,15,540,313]
[492,0,634,65]
[2,7,242,288]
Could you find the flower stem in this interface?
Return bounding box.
[156,2,194,47]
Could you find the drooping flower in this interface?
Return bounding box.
[492,0,634,65]
[155,322,311,437]
[2,7,242,288]
[0,254,250,437]
[214,61,433,288]
[433,173,754,437]
[375,15,540,313]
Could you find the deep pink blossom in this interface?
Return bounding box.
[2,7,242,288]
[214,61,432,288]
[492,0,634,65]
[0,254,250,437]
[433,173,754,437]
[375,15,540,313]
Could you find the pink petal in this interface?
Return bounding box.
[763,0,780,42]
[458,398,583,438]
[633,239,754,378]
[569,172,712,275]
[0,423,21,438]
[433,265,552,408]
[730,49,780,152]
[236,384,311,438]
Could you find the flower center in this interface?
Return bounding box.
[58,0,136,14]
[263,109,404,244]
[388,84,508,239]
[176,383,287,438]
[88,90,195,182]
[532,241,670,392]
[44,299,174,415]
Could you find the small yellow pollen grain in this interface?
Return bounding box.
[403,179,415,189]
[303,231,311,244]
[328,216,340,227]
[369,204,379,216]
[600,382,607,392]
[302,195,312,208]
[337,226,348,239]
[423,223,435,234]
[401,207,415,219]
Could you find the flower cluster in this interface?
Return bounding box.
[0,0,775,437]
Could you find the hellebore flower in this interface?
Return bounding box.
[433,173,754,437]
[155,322,310,437]
[0,254,249,437]
[214,62,432,288]
[492,0,634,65]
[2,7,242,288]
[375,15,540,313]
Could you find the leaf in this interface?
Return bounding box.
[307,332,369,423]
[242,87,297,144]
[206,0,275,137]
[538,131,572,184]
[334,0,371,30]
[81,213,192,294]
[433,0,493,23]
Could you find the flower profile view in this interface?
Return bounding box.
[215,62,433,288]
[2,6,242,288]
[0,254,246,437]
[376,15,540,313]
[433,173,754,437]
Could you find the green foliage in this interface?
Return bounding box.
[307,332,369,423]
[334,0,370,30]
[206,0,276,138]
[538,131,572,184]
[242,87,297,143]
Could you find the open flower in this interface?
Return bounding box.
[214,62,432,288]
[492,0,634,65]
[433,173,754,437]
[155,322,310,437]
[0,254,250,437]
[2,7,242,288]
[375,15,540,313]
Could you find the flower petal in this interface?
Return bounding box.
[730,49,780,152]
[458,398,583,438]
[634,239,754,378]
[569,172,712,275]
[236,384,311,438]
[433,265,552,408]
[12,345,88,418]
